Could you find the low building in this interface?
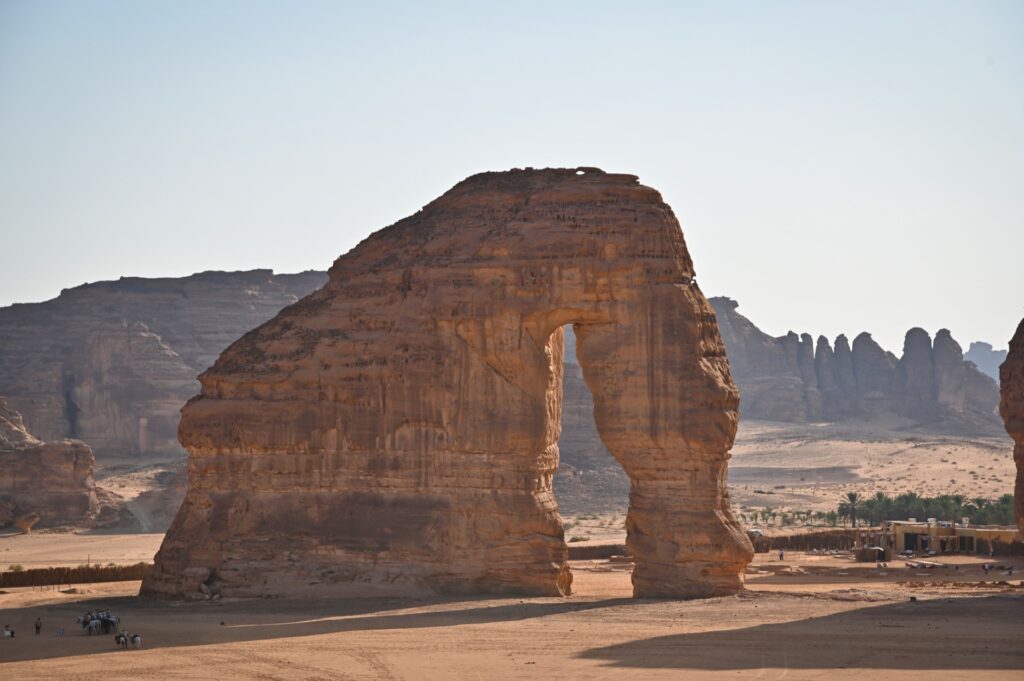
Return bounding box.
[882,519,1020,555]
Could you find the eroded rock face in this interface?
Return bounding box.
[66,322,199,455]
[999,319,1024,531]
[143,168,752,600]
[710,298,1001,430]
[0,397,98,527]
[0,270,326,456]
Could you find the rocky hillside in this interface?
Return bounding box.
[0,270,326,456]
[710,297,1001,431]
[0,397,98,528]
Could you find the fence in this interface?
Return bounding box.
[0,562,152,588]
[751,529,864,553]
[567,543,629,560]
[992,540,1024,557]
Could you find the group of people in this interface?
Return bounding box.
[3,618,48,638]
[79,609,119,635]
[4,612,141,649]
[114,631,143,649]
[981,563,1014,576]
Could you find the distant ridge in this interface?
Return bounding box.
[0,269,327,456]
[709,297,1001,432]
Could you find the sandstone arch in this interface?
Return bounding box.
[142,168,753,600]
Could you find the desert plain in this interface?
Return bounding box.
[1,553,1022,680]
[2,417,1021,680]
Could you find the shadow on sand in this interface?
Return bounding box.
[0,592,634,662]
[3,591,1022,670]
[580,594,1024,671]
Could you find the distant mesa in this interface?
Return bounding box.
[0,270,327,457]
[709,297,1001,431]
[965,341,1008,382]
[143,167,753,601]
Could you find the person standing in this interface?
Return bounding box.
[35,617,41,635]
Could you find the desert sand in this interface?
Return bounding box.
[729,419,1016,512]
[1,415,1019,679]
[0,531,164,569]
[1,551,1022,680]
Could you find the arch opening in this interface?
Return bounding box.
[552,325,629,532]
[551,323,631,591]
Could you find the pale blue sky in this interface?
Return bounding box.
[1,1,1021,353]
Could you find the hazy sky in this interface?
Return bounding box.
[1,1,1021,353]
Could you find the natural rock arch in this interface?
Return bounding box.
[142,168,753,600]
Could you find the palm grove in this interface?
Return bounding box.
[739,492,1016,528]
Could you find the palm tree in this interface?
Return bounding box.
[837,501,851,526]
[842,491,862,528]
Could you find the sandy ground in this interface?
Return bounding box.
[1,419,1018,678]
[1,549,1023,680]
[729,419,1016,512]
[558,418,1016,521]
[94,457,186,532]
[0,532,164,569]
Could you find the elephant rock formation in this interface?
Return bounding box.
[143,168,752,600]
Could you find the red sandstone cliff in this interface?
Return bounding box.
[0,397,98,528]
[0,270,326,456]
[999,319,1024,531]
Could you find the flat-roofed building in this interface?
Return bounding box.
[882,519,1020,554]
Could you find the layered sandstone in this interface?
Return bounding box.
[999,319,1024,531]
[0,397,98,527]
[144,167,752,600]
[0,270,326,455]
[710,298,1001,430]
